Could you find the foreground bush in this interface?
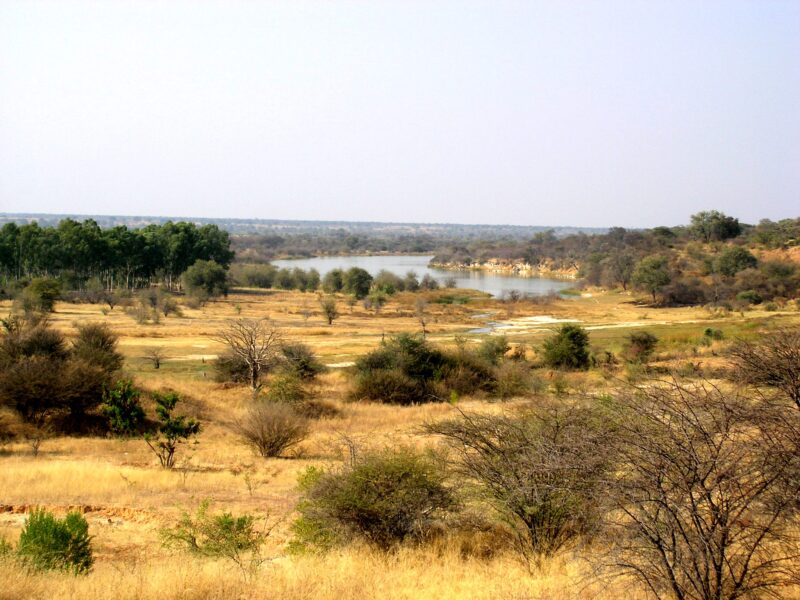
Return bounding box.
[426,403,609,562]
[161,500,268,574]
[603,381,800,600]
[291,448,457,552]
[17,509,92,574]
[235,402,309,458]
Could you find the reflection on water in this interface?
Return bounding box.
[271,254,573,298]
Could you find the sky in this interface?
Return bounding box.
[0,1,798,228]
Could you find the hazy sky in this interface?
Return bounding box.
[1,1,798,227]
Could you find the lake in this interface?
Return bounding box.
[271,254,573,298]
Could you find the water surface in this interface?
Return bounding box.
[272,254,572,298]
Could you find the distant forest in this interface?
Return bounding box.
[1,211,799,309]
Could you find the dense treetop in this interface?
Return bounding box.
[0,219,233,289]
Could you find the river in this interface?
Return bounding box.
[271,254,573,298]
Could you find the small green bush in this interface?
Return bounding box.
[161,500,267,573]
[291,448,456,552]
[214,351,250,384]
[542,324,590,370]
[102,379,145,436]
[17,509,93,574]
[281,342,326,380]
[17,278,62,313]
[265,372,309,404]
[623,331,658,364]
[736,290,763,305]
[476,336,509,365]
[144,391,200,468]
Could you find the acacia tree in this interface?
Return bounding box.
[729,328,800,409]
[633,255,671,303]
[602,380,800,600]
[426,403,610,565]
[214,319,283,390]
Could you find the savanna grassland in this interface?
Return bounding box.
[1,286,800,600]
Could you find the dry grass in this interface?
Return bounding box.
[0,546,645,600]
[1,289,799,598]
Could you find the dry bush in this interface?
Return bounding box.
[425,402,610,565]
[601,380,800,600]
[729,327,800,408]
[234,402,309,458]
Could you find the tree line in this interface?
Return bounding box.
[433,211,800,307]
[0,219,233,290]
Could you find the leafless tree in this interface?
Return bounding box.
[729,328,800,409]
[425,402,610,565]
[144,347,165,369]
[602,379,800,600]
[213,319,283,390]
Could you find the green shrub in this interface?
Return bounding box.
[291,448,456,552]
[214,351,250,384]
[476,335,509,365]
[144,391,200,468]
[17,509,93,574]
[622,331,659,364]
[17,278,62,313]
[102,379,145,436]
[351,368,426,405]
[542,324,590,370]
[182,259,228,301]
[265,372,308,404]
[161,500,267,573]
[736,290,763,305]
[350,334,528,404]
[350,334,452,405]
[280,342,325,380]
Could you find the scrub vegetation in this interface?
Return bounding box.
[0,212,800,599]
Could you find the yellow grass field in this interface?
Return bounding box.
[1,289,799,599]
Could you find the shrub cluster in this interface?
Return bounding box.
[350,334,535,405]
[0,318,123,433]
